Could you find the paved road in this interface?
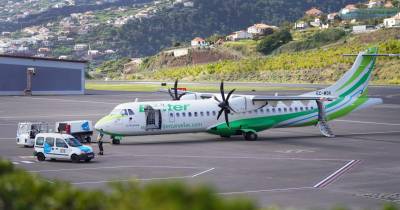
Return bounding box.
[0,86,399,209]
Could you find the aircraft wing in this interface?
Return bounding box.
[252,95,336,102]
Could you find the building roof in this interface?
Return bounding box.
[0,54,87,63]
[306,7,323,16]
[345,4,358,10]
[192,37,205,42]
[393,12,400,19]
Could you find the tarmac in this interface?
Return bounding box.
[1,85,399,209]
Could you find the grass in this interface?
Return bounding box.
[86,82,313,92]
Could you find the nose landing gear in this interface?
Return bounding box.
[111,136,121,145]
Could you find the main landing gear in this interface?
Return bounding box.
[243,132,258,141]
[111,136,121,145]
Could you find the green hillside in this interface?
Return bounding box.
[144,29,400,85]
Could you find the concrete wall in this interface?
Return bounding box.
[0,56,85,95]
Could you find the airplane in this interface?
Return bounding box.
[94,47,395,144]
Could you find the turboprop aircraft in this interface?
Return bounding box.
[95,47,395,144]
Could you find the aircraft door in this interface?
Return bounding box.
[144,106,162,130]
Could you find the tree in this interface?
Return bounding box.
[256,30,293,55]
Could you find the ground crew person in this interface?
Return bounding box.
[97,130,104,155]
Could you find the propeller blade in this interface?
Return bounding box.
[224,111,230,127]
[217,109,224,120]
[227,105,236,113]
[220,80,225,101]
[168,89,175,99]
[226,88,236,101]
[214,96,221,103]
[174,79,178,99]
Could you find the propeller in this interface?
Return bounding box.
[214,80,236,127]
[168,79,186,101]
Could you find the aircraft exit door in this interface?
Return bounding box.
[144,106,162,130]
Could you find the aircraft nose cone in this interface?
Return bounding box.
[95,115,110,131]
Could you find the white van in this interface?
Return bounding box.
[33,133,95,163]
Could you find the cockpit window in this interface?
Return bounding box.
[110,109,129,115]
[127,109,134,115]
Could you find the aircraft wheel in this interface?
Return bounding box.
[86,136,91,143]
[220,135,231,138]
[244,132,258,141]
[112,138,120,145]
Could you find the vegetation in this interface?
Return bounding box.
[277,28,346,53]
[149,29,400,84]
[86,82,313,92]
[0,159,256,210]
[256,30,293,55]
[95,57,131,78]
[108,0,360,57]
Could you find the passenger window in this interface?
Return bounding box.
[45,137,54,146]
[194,112,198,117]
[311,106,314,110]
[266,109,270,112]
[284,108,287,112]
[169,113,173,118]
[206,111,210,116]
[305,107,309,111]
[36,137,44,146]
[128,109,134,115]
[300,107,304,111]
[200,112,204,117]
[182,112,186,117]
[176,113,180,117]
[188,112,192,117]
[56,138,68,148]
[289,107,293,112]
[294,107,298,111]
[212,111,216,116]
[272,108,276,112]
[278,108,281,112]
[255,109,258,114]
[260,109,264,113]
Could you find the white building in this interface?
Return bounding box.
[247,23,277,36]
[191,37,206,47]
[384,13,400,28]
[226,30,253,41]
[74,44,88,51]
[294,21,309,30]
[367,0,384,8]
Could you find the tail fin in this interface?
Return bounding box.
[306,47,378,98]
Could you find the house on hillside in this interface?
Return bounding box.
[226,30,253,41]
[74,44,88,51]
[247,23,277,36]
[327,13,339,21]
[305,7,323,17]
[340,4,358,15]
[385,1,394,8]
[367,0,384,8]
[384,12,400,27]
[191,37,207,47]
[294,21,309,30]
[310,18,322,27]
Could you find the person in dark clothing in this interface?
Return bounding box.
[97,130,104,155]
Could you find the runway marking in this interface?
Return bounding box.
[0,113,103,119]
[275,149,315,154]
[313,160,361,188]
[12,162,20,165]
[28,165,209,173]
[24,97,119,105]
[191,168,215,177]
[72,175,192,185]
[19,156,35,159]
[219,187,314,195]
[20,161,35,164]
[342,131,400,136]
[71,168,215,185]
[104,154,349,162]
[335,119,400,126]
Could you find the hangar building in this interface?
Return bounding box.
[0,55,86,95]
